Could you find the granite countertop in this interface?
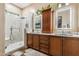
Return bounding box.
[27,32,79,38]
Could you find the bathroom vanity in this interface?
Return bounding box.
[26,4,79,56]
[26,33,79,56]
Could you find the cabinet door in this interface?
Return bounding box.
[27,34,33,48]
[63,37,79,56]
[33,35,39,50]
[50,36,62,56]
[42,9,51,33]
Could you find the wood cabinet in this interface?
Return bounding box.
[42,8,51,33]
[27,33,79,56]
[49,36,62,56]
[27,34,49,54]
[33,34,39,50]
[27,34,63,55]
[27,34,33,48]
[63,37,79,56]
[39,35,49,54]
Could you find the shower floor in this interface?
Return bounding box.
[5,41,24,54]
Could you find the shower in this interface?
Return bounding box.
[5,10,26,54]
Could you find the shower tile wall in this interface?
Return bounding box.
[5,12,23,45]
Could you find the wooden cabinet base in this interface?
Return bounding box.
[33,35,39,50]
[27,34,33,48]
[27,33,79,56]
[49,36,62,56]
[63,37,79,56]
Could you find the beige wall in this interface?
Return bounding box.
[69,4,78,32]
[5,4,21,15]
[0,3,5,56]
[22,3,50,16]
[77,4,79,32]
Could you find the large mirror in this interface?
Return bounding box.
[33,15,42,33]
[55,7,72,29]
[54,6,74,35]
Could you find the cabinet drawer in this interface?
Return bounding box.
[40,46,48,54]
[40,40,49,45]
[40,35,49,40]
[40,44,49,49]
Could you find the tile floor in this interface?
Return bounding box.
[10,48,47,56]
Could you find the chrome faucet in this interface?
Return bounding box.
[61,30,65,35]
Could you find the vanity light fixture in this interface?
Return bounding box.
[58,4,62,8]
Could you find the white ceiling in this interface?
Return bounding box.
[13,3,31,9]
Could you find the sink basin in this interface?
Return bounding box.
[55,33,72,36]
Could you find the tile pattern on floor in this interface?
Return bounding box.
[24,49,47,56]
[11,48,47,56]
